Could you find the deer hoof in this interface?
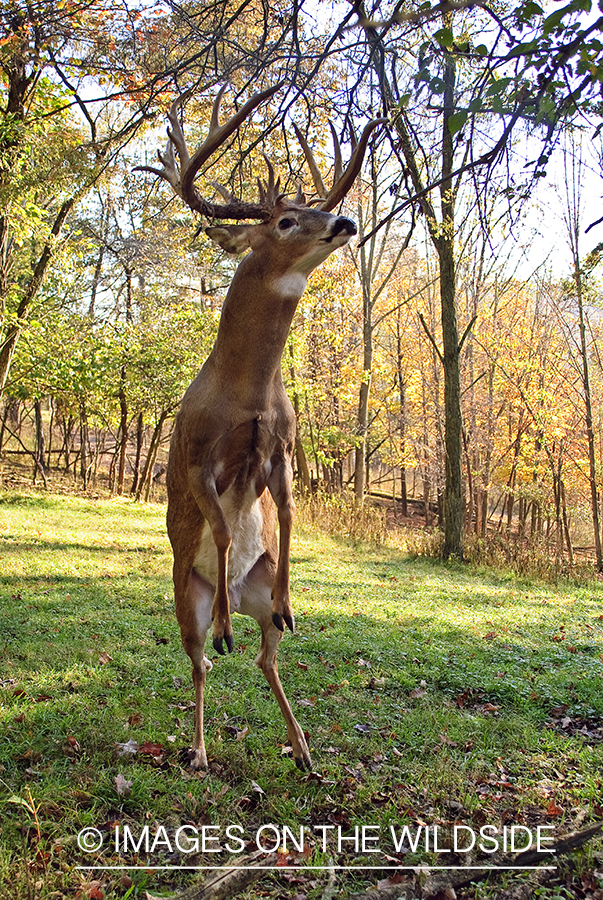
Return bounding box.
[283,613,295,633]
[272,612,284,632]
[182,748,208,771]
[294,753,312,772]
[225,633,234,653]
[213,636,226,655]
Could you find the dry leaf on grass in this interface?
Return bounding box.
[114,774,133,797]
[115,739,139,757]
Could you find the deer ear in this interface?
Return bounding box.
[205,225,251,254]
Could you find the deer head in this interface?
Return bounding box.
[136,84,385,259]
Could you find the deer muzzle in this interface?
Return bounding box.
[324,217,357,243]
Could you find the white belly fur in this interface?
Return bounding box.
[193,483,264,589]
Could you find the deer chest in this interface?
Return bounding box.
[193,482,265,589]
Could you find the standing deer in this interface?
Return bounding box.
[138,86,382,770]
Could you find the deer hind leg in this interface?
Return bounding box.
[174,567,214,770]
[267,455,295,633]
[240,557,311,771]
[188,466,234,655]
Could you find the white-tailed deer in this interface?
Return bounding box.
[138,86,382,770]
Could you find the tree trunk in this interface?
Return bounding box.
[561,480,574,565]
[116,269,133,495]
[396,318,409,517]
[116,367,128,495]
[80,403,89,489]
[364,12,464,557]
[438,42,463,558]
[136,411,168,502]
[34,400,46,474]
[130,411,144,494]
[354,377,371,499]
[575,259,602,568]
[289,354,312,494]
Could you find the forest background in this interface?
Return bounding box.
[1,0,603,569]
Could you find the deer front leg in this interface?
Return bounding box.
[267,456,295,633]
[188,466,234,655]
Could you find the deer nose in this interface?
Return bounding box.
[332,217,357,236]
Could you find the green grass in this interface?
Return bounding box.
[1,492,603,899]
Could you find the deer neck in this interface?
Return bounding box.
[209,253,306,391]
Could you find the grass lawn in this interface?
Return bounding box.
[1,492,603,900]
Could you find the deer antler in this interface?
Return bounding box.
[293,117,387,211]
[136,83,284,221]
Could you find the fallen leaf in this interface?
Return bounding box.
[128,713,143,726]
[410,687,426,699]
[377,873,407,889]
[63,735,80,756]
[251,780,265,794]
[78,882,104,900]
[547,799,563,816]
[354,723,371,733]
[139,741,165,758]
[98,652,112,666]
[115,739,139,757]
[114,773,133,797]
[296,661,308,671]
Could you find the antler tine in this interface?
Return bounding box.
[137,83,285,221]
[319,117,387,212]
[259,154,282,205]
[181,82,284,209]
[328,122,343,185]
[134,91,194,194]
[293,123,328,199]
[166,93,192,171]
[211,180,235,202]
[210,84,228,134]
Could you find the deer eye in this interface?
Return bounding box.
[278,217,296,230]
